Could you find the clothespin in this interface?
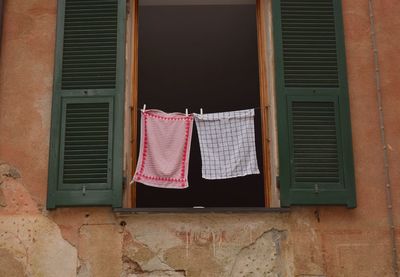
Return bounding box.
[142,104,146,112]
[185,108,189,116]
[200,108,203,119]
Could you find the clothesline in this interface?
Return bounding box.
[136,105,264,114]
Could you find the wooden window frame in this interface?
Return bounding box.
[0,0,4,50]
[128,0,273,208]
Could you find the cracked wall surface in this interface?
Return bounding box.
[0,162,77,276]
[118,214,291,277]
[1,0,400,276]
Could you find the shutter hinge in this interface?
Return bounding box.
[276,176,280,189]
[82,185,86,196]
[314,184,319,194]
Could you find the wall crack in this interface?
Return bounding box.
[229,228,287,277]
[122,255,187,276]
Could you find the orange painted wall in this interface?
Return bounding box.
[0,0,56,206]
[0,0,400,276]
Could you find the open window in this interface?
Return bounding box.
[46,0,356,209]
[130,0,271,208]
[129,0,356,209]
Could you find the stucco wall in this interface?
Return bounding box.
[1,0,400,276]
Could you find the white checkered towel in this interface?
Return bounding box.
[194,109,260,180]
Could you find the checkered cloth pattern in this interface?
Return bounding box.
[194,109,260,180]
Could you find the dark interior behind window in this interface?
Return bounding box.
[136,2,264,207]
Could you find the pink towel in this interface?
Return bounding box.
[133,109,194,189]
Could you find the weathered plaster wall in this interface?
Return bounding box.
[1,0,400,276]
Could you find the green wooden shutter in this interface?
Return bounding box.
[47,0,125,208]
[273,0,356,207]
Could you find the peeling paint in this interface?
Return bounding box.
[0,215,77,276]
[122,255,187,276]
[0,189,6,207]
[1,0,400,276]
[0,248,25,277]
[0,161,21,180]
[229,228,286,277]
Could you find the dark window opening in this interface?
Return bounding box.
[136,0,264,207]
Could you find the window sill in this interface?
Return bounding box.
[113,207,290,214]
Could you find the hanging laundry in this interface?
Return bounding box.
[133,109,194,189]
[194,109,260,180]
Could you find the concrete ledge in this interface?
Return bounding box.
[113,207,290,214]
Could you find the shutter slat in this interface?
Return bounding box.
[62,102,111,185]
[280,0,339,88]
[273,0,355,207]
[291,100,340,184]
[289,98,345,193]
[62,178,108,184]
[61,0,118,89]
